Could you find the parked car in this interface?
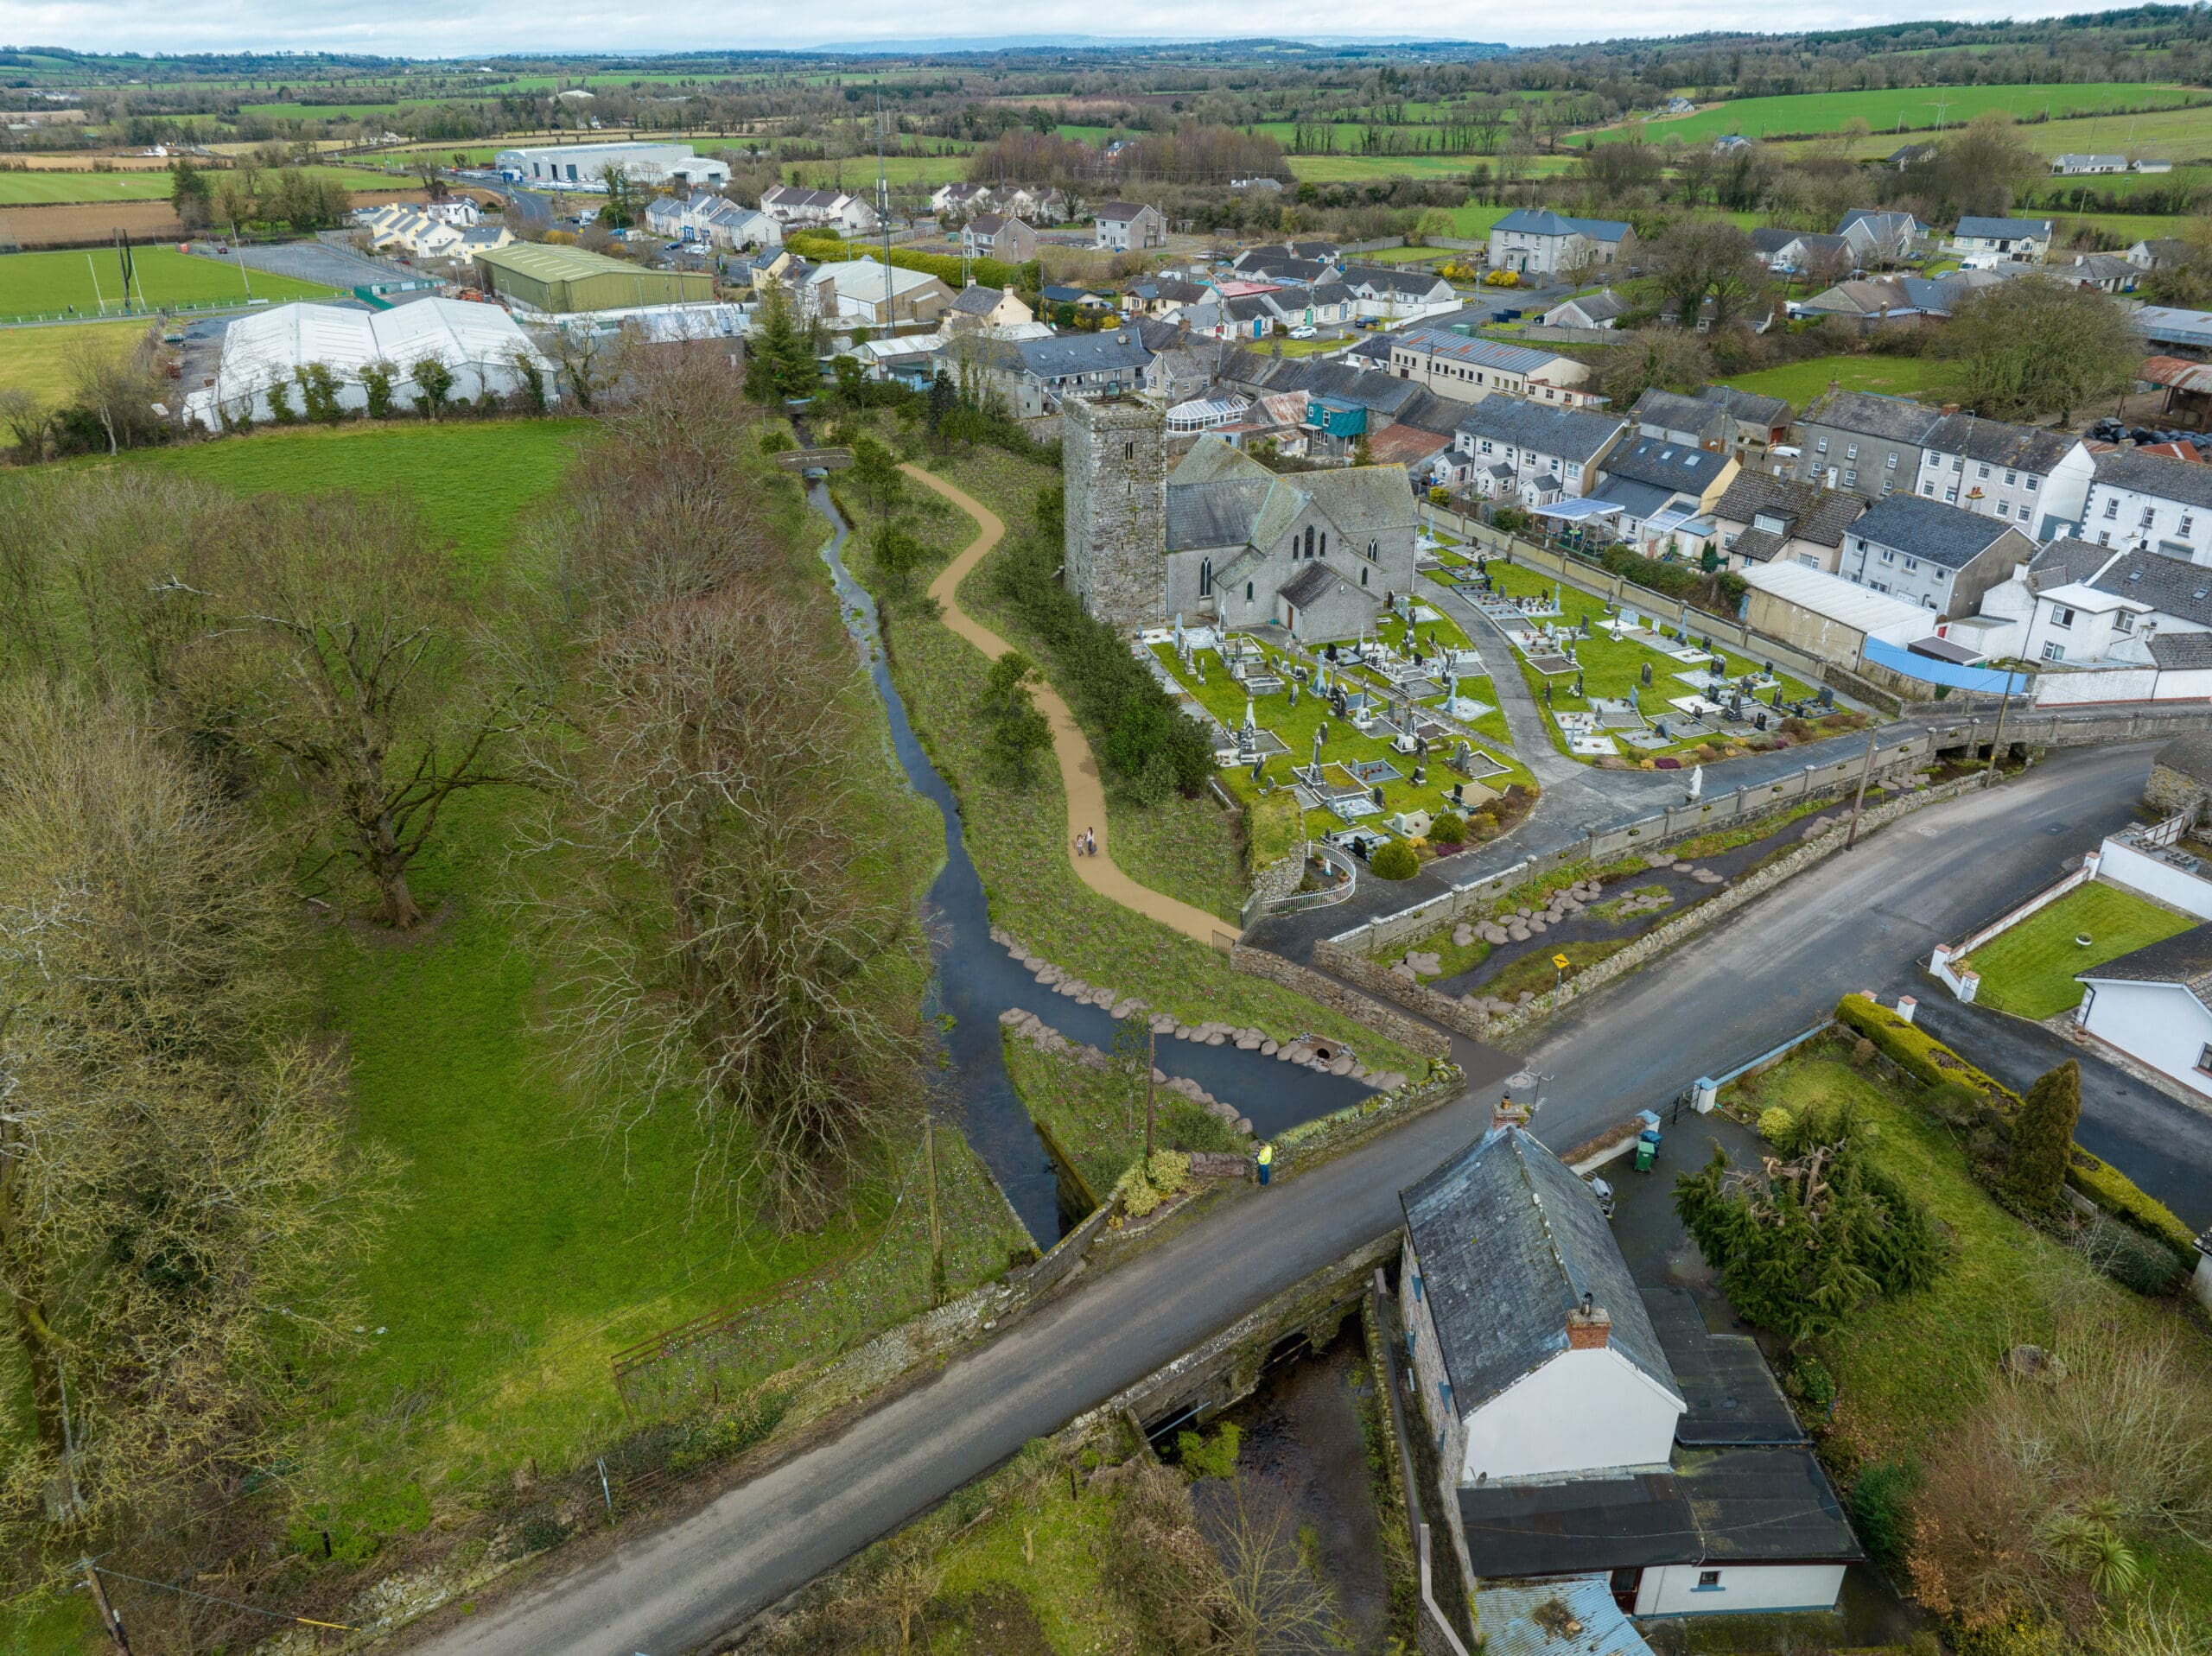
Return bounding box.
[1289,325,1317,339]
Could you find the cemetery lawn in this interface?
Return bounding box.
[1482,561,1820,763]
[0,245,339,320]
[1956,880,2195,1019]
[845,459,1426,1075]
[1726,1046,2212,1610]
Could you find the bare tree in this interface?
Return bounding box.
[540,318,628,411]
[1201,1475,1344,1655]
[0,386,47,462]
[0,682,394,1565]
[516,588,926,1225]
[178,492,524,929]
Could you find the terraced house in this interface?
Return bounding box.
[1451,400,1625,508]
[1838,493,2031,616]
[1485,207,1635,277]
[2082,449,2212,563]
[1911,413,2093,540]
[1793,388,1945,500]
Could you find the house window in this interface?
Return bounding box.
[1697,1571,1724,1591]
[1886,453,1898,469]
[1361,566,1369,586]
[1946,489,1958,503]
[1816,437,1829,454]
[2042,642,2067,662]
[2185,515,2196,536]
[1952,454,1964,470]
[2115,611,2134,633]
[2052,606,2075,629]
[1846,444,1859,460]
[1246,581,1254,601]
[1922,483,1936,496]
[2105,498,2121,519]
[1978,464,1991,479]
[2142,507,2158,528]
[2026,477,2038,492]
[2005,470,2018,485]
[2198,1044,2212,1075]
[1996,503,2010,517]
[1879,549,1896,564]
[1845,469,1859,487]
[1903,556,1919,572]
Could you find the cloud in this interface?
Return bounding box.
[4,0,2063,54]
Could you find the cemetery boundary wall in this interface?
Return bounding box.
[1320,771,1992,1046]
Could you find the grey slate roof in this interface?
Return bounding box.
[2155,730,2212,780]
[1601,435,1727,494]
[2148,631,2212,670]
[1714,472,1861,537]
[1166,479,1273,551]
[2024,535,2116,593]
[1748,226,1798,256]
[1400,1127,1677,1415]
[950,283,1007,315]
[1955,216,2052,240]
[2077,921,2212,994]
[1588,475,1676,520]
[1279,559,1353,608]
[1728,527,1790,563]
[1847,493,2016,568]
[2088,548,2212,629]
[1456,399,1625,466]
[1010,331,1153,379]
[1921,412,2081,474]
[1491,208,1630,244]
[1800,387,1946,447]
[2093,447,2212,511]
[1701,384,1794,433]
[1631,388,1729,439]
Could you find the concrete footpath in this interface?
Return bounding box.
[907,462,1228,946]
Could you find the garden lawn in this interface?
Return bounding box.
[1957,879,2195,1019]
[841,449,1426,1075]
[1726,1049,2209,1614]
[0,317,146,401]
[1482,560,1818,761]
[0,245,339,320]
[1718,353,1956,413]
[126,417,592,571]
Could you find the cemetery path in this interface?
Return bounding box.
[904,462,1229,946]
[398,744,2165,1656]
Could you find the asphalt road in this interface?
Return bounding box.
[407,741,2171,1656]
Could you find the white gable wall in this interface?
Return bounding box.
[1636,1562,1848,1615]
[1460,1343,1684,1482]
[2076,978,2212,1095]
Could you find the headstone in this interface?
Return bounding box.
[1818,685,1834,708]
[1573,674,1585,698]
[1640,661,1653,688]
[1756,712,1769,731]
[1656,718,1671,740]
[1629,686,1640,711]
[1411,763,1426,785]
[1543,682,1554,707]
[1370,785,1385,808]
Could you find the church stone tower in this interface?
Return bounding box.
[1064,396,1166,627]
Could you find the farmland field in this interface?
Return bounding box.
[1612,81,2207,145]
[0,245,337,321]
[1830,99,2212,163]
[0,161,394,206]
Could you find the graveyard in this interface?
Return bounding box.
[1440,556,1834,765]
[1143,610,1537,876]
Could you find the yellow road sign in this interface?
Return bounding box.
[1552,954,1571,970]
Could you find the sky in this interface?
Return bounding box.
[0,1,2098,57]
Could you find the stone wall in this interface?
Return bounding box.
[2145,759,2209,824]
[1229,941,1454,1060]
[1064,395,1166,626]
[1274,1064,1463,1175]
[1315,936,1495,1044]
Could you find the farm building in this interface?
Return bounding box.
[183,299,555,429]
[493,142,730,190]
[472,243,715,313]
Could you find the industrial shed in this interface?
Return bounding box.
[472,243,715,314]
[182,298,556,429]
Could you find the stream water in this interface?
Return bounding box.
[810,485,1375,1247]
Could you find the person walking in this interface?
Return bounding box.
[1255,1141,1274,1187]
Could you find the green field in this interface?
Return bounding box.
[1718,353,1957,413]
[1959,880,2195,1018]
[0,318,147,401]
[129,419,589,567]
[1616,82,2207,145]
[1833,99,2212,164]
[0,245,339,321]
[0,169,176,204]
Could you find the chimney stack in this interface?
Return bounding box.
[1491,1095,1531,1134]
[1567,1293,1611,1351]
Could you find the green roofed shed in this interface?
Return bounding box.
[471,243,714,314]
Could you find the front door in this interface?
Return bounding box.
[1608,1567,1642,1612]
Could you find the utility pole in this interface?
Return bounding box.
[84,1562,130,1655]
[1845,730,1878,848]
[1145,1028,1157,1160]
[1984,668,2014,789]
[923,1111,944,1306]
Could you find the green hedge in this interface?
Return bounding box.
[1835,995,2023,1110]
[2067,1151,2198,1259]
[784,231,1037,297]
[1836,996,2199,1262]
